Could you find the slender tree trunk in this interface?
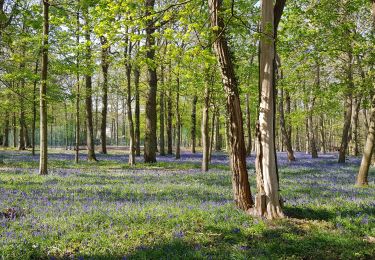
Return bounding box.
[350,96,360,156]
[13,112,16,148]
[175,75,181,159]
[18,80,26,150]
[144,0,157,163]
[3,112,9,147]
[167,70,173,155]
[31,61,38,155]
[159,65,166,156]
[39,0,49,175]
[201,81,210,172]
[245,93,252,156]
[74,4,80,163]
[253,0,284,219]
[100,36,109,154]
[209,0,254,211]
[191,95,197,153]
[209,106,216,162]
[319,114,326,154]
[134,66,141,156]
[338,50,354,163]
[215,110,221,151]
[125,41,135,165]
[84,7,97,162]
[279,87,295,161]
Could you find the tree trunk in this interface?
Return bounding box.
[209,106,216,162]
[201,81,210,172]
[134,66,141,156]
[175,75,181,159]
[125,44,135,165]
[338,50,354,163]
[159,65,166,156]
[245,93,252,156]
[84,7,97,162]
[74,4,80,163]
[100,36,109,154]
[279,87,295,161]
[253,0,284,219]
[167,69,173,155]
[39,0,49,175]
[144,0,157,163]
[3,111,9,147]
[319,114,326,154]
[209,0,254,211]
[350,96,360,156]
[215,110,221,151]
[191,95,197,153]
[18,81,26,150]
[13,112,16,148]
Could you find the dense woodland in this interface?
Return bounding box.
[1,0,375,219]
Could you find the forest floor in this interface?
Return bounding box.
[0,148,374,259]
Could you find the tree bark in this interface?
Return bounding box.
[338,50,354,163]
[279,86,295,161]
[253,0,284,219]
[209,0,254,211]
[39,0,49,175]
[159,64,166,156]
[215,110,221,151]
[245,93,252,156]
[3,111,9,147]
[134,66,141,156]
[175,75,181,159]
[209,106,216,162]
[83,6,97,162]
[319,114,326,154]
[74,3,80,163]
[350,96,360,156]
[13,112,16,148]
[167,63,173,155]
[125,38,135,165]
[100,36,109,154]
[144,0,157,163]
[191,95,197,153]
[201,80,210,172]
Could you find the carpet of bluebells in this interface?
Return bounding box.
[0,148,374,259]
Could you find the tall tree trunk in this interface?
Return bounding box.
[84,7,97,162]
[74,3,80,163]
[201,80,210,172]
[134,66,141,156]
[209,0,254,211]
[13,112,16,148]
[24,125,30,148]
[338,50,354,163]
[3,111,9,147]
[144,0,157,163]
[319,114,326,154]
[253,0,284,219]
[279,87,295,161]
[215,110,221,151]
[175,76,181,159]
[100,36,109,154]
[39,0,49,175]
[159,64,166,156]
[191,95,197,153]
[209,106,216,162]
[245,93,252,156]
[18,93,26,150]
[307,63,319,158]
[350,96,360,156]
[125,40,135,165]
[167,68,173,155]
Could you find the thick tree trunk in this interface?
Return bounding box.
[134,66,141,156]
[338,51,354,163]
[201,81,210,172]
[100,36,109,154]
[159,65,166,156]
[209,0,253,211]
[39,0,49,175]
[144,0,157,163]
[356,94,375,186]
[84,8,97,162]
[253,0,284,219]
[191,95,197,153]
[245,93,252,156]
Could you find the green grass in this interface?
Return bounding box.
[0,150,374,259]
